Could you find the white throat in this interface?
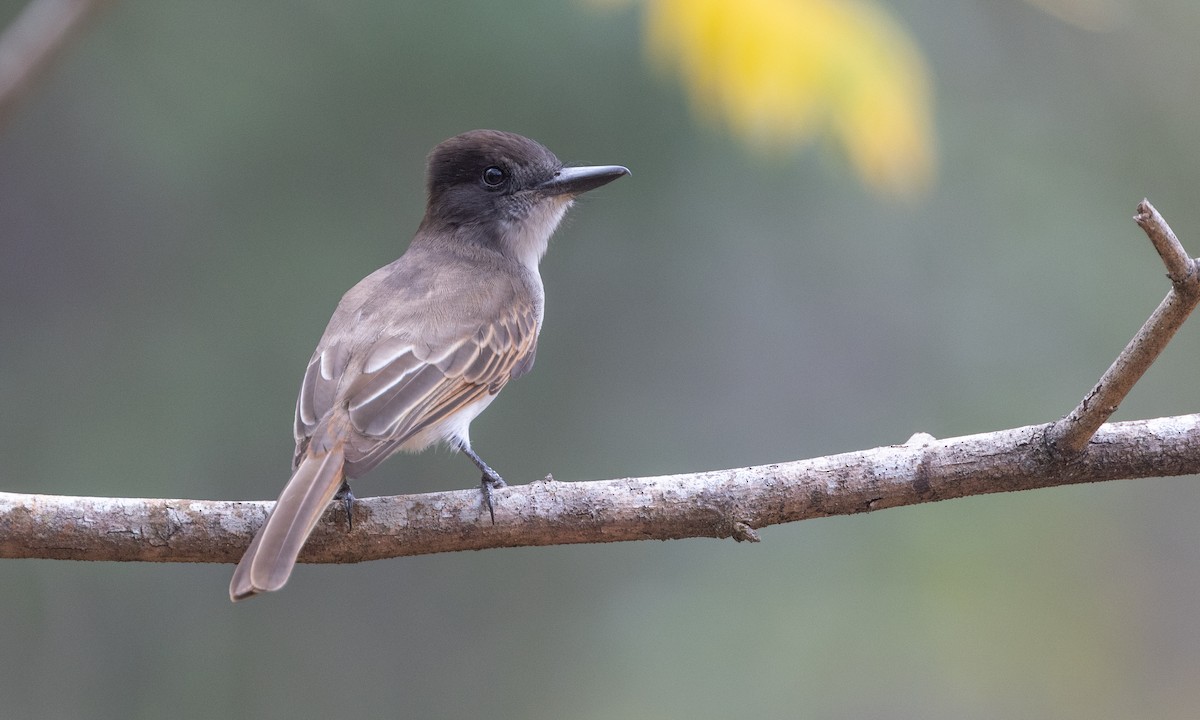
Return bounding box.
[501,196,573,269]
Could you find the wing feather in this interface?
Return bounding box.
[436,340,481,377]
[349,349,424,411]
[363,337,414,375]
[343,304,538,453]
[292,261,542,479]
[294,343,351,443]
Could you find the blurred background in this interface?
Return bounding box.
[1,1,1198,717]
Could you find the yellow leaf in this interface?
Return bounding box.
[640,0,937,198]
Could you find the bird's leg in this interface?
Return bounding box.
[333,479,356,531]
[457,441,505,524]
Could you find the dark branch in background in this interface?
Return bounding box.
[1046,200,1200,454]
[0,0,108,132]
[1,200,1198,564]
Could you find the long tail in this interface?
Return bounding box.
[229,442,346,601]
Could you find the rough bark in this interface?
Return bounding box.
[2,414,1197,563]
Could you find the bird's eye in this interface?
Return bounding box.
[481,166,506,187]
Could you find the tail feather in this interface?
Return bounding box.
[229,444,346,601]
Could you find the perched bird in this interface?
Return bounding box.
[230,130,628,601]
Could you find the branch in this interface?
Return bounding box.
[0,0,108,132]
[1046,200,1200,454]
[2,414,1198,563]
[1,199,1198,564]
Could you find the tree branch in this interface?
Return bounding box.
[1046,200,1200,454]
[0,0,108,133]
[1,200,1198,565]
[2,413,1198,564]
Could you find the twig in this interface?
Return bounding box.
[1045,200,1200,455]
[2,414,1198,563]
[1136,200,1195,284]
[0,0,108,132]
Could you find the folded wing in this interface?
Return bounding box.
[292,302,538,477]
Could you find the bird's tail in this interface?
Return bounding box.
[229,442,346,601]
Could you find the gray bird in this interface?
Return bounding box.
[230,130,628,600]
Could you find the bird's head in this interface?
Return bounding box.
[421,130,629,267]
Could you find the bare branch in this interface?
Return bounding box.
[2,414,1198,564]
[1046,201,1200,455]
[2,199,1197,569]
[0,0,108,132]
[1135,199,1195,285]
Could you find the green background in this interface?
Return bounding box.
[2,2,1198,718]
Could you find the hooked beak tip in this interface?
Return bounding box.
[540,164,630,197]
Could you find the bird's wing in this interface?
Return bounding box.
[293,299,538,473]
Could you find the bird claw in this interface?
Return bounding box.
[481,473,506,525]
[459,440,505,524]
[334,480,356,531]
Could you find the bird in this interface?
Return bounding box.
[229,130,628,601]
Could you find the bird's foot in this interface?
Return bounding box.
[458,440,505,524]
[334,479,356,531]
[481,471,506,525]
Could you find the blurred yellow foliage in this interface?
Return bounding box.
[602,0,937,198]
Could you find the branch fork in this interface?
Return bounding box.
[1045,200,1200,456]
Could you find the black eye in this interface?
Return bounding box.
[482,166,506,187]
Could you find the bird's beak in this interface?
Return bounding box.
[538,165,630,197]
